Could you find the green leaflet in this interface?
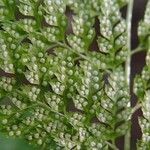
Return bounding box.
[134,0,150,149]
[0,0,149,149]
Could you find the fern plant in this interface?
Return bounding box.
[0,0,149,149]
[134,0,150,149]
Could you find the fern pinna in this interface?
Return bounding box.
[0,0,149,149]
[134,0,150,149]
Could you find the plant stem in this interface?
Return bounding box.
[56,41,91,62]
[130,47,145,55]
[131,103,142,114]
[125,0,134,149]
[125,0,133,86]
[105,141,119,150]
[37,101,65,117]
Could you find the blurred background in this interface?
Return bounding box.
[0,134,35,150]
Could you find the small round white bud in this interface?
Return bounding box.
[94,84,99,90]
[34,133,39,139]
[38,52,43,58]
[12,125,18,130]
[9,131,14,136]
[37,139,42,145]
[11,44,16,49]
[41,67,47,73]
[28,135,32,140]
[16,130,21,136]
[2,119,7,124]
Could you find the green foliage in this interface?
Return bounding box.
[0,0,149,149]
[134,0,150,149]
